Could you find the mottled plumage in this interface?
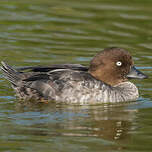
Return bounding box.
[1,47,148,104]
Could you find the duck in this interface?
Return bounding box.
[1,47,148,105]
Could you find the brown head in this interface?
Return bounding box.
[89,47,147,86]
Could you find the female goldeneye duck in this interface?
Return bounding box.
[1,47,148,104]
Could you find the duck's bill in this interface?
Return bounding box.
[127,66,148,79]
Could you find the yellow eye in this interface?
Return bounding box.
[116,61,122,66]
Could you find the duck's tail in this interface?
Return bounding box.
[1,61,21,86]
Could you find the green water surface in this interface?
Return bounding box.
[0,0,152,151]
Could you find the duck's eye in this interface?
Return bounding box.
[116,61,122,66]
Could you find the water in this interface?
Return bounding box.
[0,0,152,151]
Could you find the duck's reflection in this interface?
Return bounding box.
[56,104,136,141]
[15,102,138,141]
